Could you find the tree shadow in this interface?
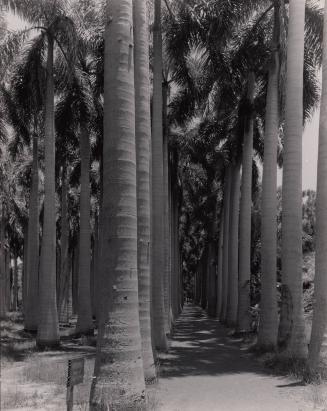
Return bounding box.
[160,305,271,379]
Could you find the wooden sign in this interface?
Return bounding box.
[67,358,84,386]
[66,358,85,411]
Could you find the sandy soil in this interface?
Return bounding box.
[154,305,327,411]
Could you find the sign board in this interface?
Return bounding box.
[66,358,85,411]
[67,357,84,386]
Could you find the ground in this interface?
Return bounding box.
[1,306,327,411]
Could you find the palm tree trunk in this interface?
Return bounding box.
[24,134,39,331]
[221,166,232,322]
[37,35,59,348]
[0,202,6,318]
[12,256,18,311]
[170,148,179,321]
[76,123,93,335]
[278,0,307,358]
[216,206,224,318]
[58,165,70,324]
[151,0,168,351]
[89,1,146,409]
[226,163,241,327]
[308,1,327,372]
[257,5,280,349]
[200,247,208,310]
[22,222,28,316]
[72,240,79,315]
[134,0,156,383]
[163,80,172,334]
[237,72,255,332]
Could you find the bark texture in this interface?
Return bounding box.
[76,124,93,335]
[237,73,255,332]
[308,1,327,371]
[24,135,39,331]
[278,0,307,358]
[37,36,59,347]
[89,1,146,408]
[257,9,279,348]
[151,0,168,351]
[134,0,156,383]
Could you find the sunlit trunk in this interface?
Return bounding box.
[278,0,307,358]
[237,72,255,332]
[308,1,327,372]
[134,0,156,383]
[151,0,168,351]
[24,134,39,331]
[257,5,280,349]
[89,1,146,409]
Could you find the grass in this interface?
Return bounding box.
[1,386,43,409]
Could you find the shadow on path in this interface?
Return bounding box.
[160,304,265,378]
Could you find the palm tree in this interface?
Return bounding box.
[257,2,280,350]
[3,0,77,347]
[308,1,327,373]
[0,201,6,317]
[226,162,241,327]
[278,0,307,358]
[134,0,156,383]
[75,122,93,335]
[89,0,146,409]
[221,166,232,322]
[237,72,255,332]
[151,0,168,351]
[24,132,39,330]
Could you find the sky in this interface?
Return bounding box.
[3,7,323,190]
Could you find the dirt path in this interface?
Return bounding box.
[155,305,326,411]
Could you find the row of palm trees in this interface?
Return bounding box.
[0,0,327,409]
[166,0,326,375]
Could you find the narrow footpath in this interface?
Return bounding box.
[155,305,325,411]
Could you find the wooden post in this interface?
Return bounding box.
[66,357,84,411]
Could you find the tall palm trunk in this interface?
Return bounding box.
[24,134,39,331]
[76,123,93,335]
[278,0,307,358]
[257,5,280,349]
[221,166,232,322]
[237,72,255,332]
[151,0,168,351]
[89,1,146,409]
[37,35,59,347]
[58,166,70,323]
[207,195,219,317]
[226,163,241,327]
[134,0,156,383]
[12,256,18,311]
[72,239,79,314]
[308,1,327,372]
[170,148,180,320]
[0,202,6,317]
[216,206,224,318]
[22,222,28,316]
[163,80,172,333]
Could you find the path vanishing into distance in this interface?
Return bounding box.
[155,305,325,411]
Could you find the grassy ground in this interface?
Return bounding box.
[1,313,96,410]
